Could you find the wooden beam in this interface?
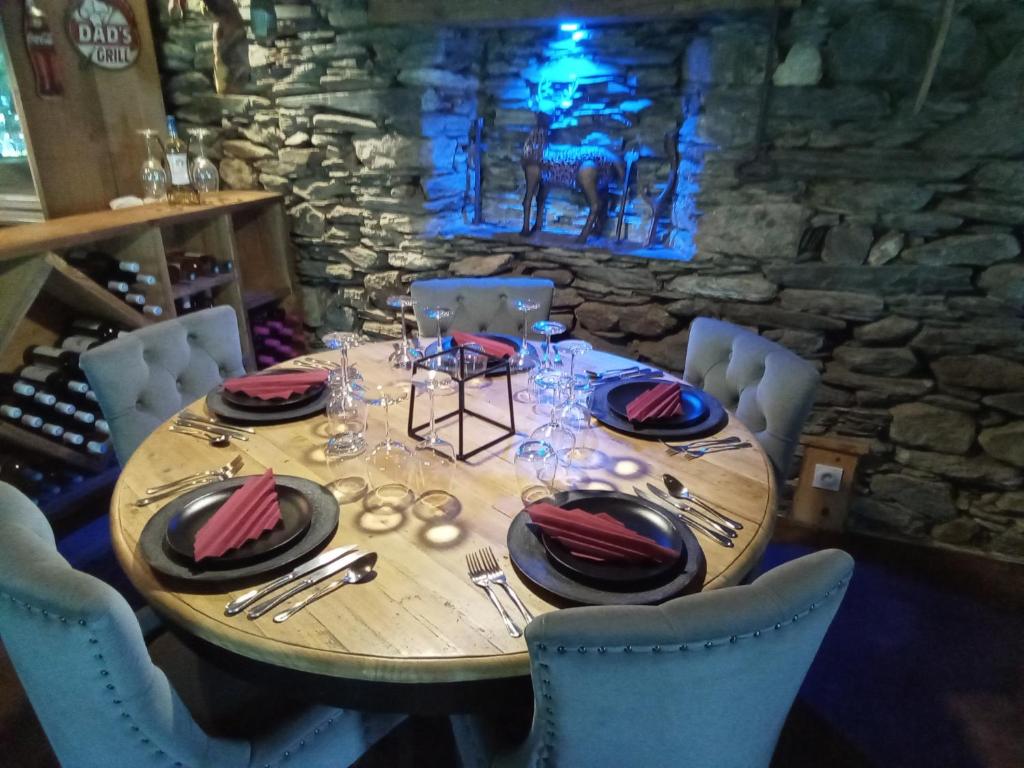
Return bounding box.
[368,0,798,26]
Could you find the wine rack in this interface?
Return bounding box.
[0,192,297,512]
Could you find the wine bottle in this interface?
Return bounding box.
[123,292,146,306]
[0,374,35,399]
[15,364,69,389]
[65,249,142,280]
[1,403,24,421]
[20,413,43,430]
[40,421,65,439]
[134,273,158,287]
[20,389,57,407]
[0,457,44,486]
[61,335,103,353]
[68,318,120,341]
[24,344,79,370]
[142,305,163,317]
[165,116,199,206]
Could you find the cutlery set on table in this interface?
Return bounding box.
[466,547,533,638]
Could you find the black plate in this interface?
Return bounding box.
[591,379,728,441]
[425,333,520,359]
[138,475,339,585]
[533,492,683,587]
[206,385,329,425]
[508,491,705,606]
[164,480,313,568]
[607,380,709,428]
[220,380,326,410]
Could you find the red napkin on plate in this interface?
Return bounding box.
[450,331,516,359]
[223,370,328,400]
[527,502,678,564]
[625,382,683,423]
[193,469,282,561]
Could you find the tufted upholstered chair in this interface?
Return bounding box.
[410,277,555,337]
[452,549,853,768]
[0,482,405,768]
[80,306,247,464]
[683,317,820,479]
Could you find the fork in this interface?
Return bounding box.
[660,436,741,454]
[180,411,255,435]
[477,547,532,622]
[684,442,752,460]
[145,454,243,495]
[467,552,521,638]
[136,456,244,506]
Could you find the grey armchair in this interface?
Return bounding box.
[410,277,554,336]
[454,549,853,768]
[683,317,820,478]
[0,482,404,768]
[80,306,246,463]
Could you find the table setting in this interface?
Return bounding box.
[112,292,775,685]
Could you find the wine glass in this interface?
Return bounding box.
[366,381,414,505]
[424,305,455,371]
[325,368,367,459]
[321,331,362,386]
[511,298,540,373]
[138,129,167,201]
[460,342,491,389]
[412,370,457,501]
[189,128,219,196]
[514,439,558,504]
[529,370,575,462]
[533,319,565,369]
[386,294,422,369]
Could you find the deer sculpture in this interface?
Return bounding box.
[520,112,625,244]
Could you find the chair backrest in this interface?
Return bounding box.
[410,277,554,336]
[0,482,249,768]
[683,317,820,478]
[517,549,853,768]
[80,306,246,463]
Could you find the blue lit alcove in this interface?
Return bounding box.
[433,20,708,262]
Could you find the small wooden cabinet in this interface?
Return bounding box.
[0,192,297,473]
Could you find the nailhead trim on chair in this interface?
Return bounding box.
[2,590,348,768]
[527,577,851,767]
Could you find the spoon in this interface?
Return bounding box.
[169,425,230,447]
[663,473,742,530]
[272,553,377,623]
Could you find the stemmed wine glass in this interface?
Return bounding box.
[324,367,367,459]
[424,305,455,371]
[321,331,362,386]
[554,339,593,432]
[386,294,422,369]
[366,381,414,506]
[138,129,167,201]
[528,319,566,404]
[529,370,576,462]
[412,369,457,500]
[514,439,558,504]
[511,298,540,373]
[189,128,219,197]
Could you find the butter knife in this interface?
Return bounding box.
[645,483,736,539]
[246,550,365,619]
[633,487,734,548]
[224,544,358,616]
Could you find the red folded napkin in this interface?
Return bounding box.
[450,331,516,359]
[223,370,328,400]
[625,382,683,423]
[193,469,282,561]
[527,502,678,565]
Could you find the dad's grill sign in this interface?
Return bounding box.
[66,0,140,69]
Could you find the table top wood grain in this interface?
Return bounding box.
[110,342,776,684]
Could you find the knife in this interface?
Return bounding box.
[246,549,366,619]
[224,544,358,616]
[633,487,734,548]
[642,484,737,543]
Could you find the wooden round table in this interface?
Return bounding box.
[110,342,776,687]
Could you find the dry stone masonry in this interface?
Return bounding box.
[154,0,1024,560]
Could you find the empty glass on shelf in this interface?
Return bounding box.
[138,129,167,201]
[386,294,422,369]
[514,439,558,504]
[189,128,219,197]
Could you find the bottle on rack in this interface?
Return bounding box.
[0,373,36,399]
[15,362,88,393]
[68,318,123,342]
[164,117,200,206]
[65,249,142,281]
[23,344,80,371]
[61,335,103,354]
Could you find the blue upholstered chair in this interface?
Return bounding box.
[80,306,247,464]
[683,317,820,479]
[453,549,853,768]
[410,277,555,337]
[0,482,405,768]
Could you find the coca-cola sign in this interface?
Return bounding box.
[66,0,140,70]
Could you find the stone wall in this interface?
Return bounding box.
[154,0,1024,560]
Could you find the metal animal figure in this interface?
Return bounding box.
[520,113,624,243]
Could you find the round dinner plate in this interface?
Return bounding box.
[163,478,314,568]
[423,333,521,375]
[138,475,339,585]
[606,380,709,428]
[206,385,330,425]
[591,379,728,441]
[534,491,684,587]
[508,490,705,606]
[220,380,326,411]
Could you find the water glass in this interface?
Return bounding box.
[514,439,558,504]
[325,369,367,459]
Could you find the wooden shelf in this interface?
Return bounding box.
[40,465,120,524]
[172,273,237,300]
[244,288,290,310]
[0,422,113,472]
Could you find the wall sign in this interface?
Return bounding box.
[66,0,140,70]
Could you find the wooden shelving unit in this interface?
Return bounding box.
[0,191,297,474]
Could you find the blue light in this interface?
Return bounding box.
[559,99,573,109]
[571,30,587,42]
[559,22,580,32]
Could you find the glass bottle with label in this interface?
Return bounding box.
[164,116,199,206]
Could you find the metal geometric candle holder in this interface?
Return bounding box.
[407,344,516,461]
